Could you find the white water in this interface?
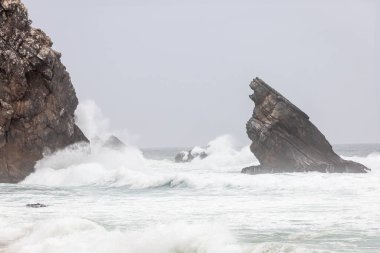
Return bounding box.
[1,101,379,253]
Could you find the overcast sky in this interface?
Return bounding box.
[24,0,380,147]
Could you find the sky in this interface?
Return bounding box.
[23,0,380,148]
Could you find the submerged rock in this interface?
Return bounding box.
[0,0,88,183]
[174,147,208,163]
[243,78,370,174]
[102,135,126,150]
[26,203,47,208]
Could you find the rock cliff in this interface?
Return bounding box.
[242,78,370,174]
[0,0,88,183]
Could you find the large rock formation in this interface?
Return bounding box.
[242,78,370,174]
[0,0,88,183]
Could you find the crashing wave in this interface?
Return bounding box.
[20,101,380,189]
[1,218,335,253]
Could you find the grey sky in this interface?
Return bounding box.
[24,0,380,147]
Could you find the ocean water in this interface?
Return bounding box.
[0,136,379,253]
[1,102,380,253]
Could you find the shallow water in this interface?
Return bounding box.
[1,137,379,253]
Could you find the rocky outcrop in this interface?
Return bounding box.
[102,135,126,150]
[243,78,370,174]
[175,147,208,163]
[0,0,88,183]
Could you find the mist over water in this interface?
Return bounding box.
[1,101,380,253]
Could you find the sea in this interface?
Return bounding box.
[1,102,380,253]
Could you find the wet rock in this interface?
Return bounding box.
[102,135,126,150]
[243,78,370,174]
[174,151,192,163]
[175,147,208,163]
[26,203,47,208]
[0,0,88,183]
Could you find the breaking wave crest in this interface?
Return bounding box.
[20,100,257,187]
[4,101,380,253]
[20,134,255,188]
[1,218,334,253]
[20,139,380,190]
[20,100,380,189]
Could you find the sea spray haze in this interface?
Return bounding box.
[23,102,255,187]
[2,0,380,252]
[1,101,380,253]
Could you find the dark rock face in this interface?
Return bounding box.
[243,78,370,174]
[175,148,208,163]
[0,0,88,183]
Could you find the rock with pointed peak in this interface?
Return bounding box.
[242,78,370,174]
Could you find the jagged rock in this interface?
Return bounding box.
[242,78,370,174]
[0,0,88,183]
[175,147,208,163]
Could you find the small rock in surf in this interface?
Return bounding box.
[26,203,48,208]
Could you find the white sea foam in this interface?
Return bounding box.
[1,218,332,253]
[75,100,111,141]
[21,131,380,189]
[21,100,380,189]
[21,141,151,187]
[3,103,380,253]
[342,152,380,173]
[21,101,257,187]
[189,135,256,171]
[20,135,254,188]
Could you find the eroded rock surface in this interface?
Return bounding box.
[0,0,88,183]
[243,78,369,174]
